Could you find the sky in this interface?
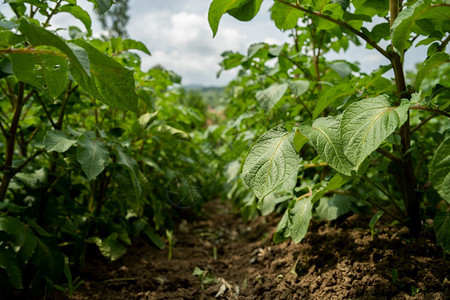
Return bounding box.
[1,0,428,86]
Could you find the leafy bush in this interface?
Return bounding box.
[209,0,449,249]
[0,1,221,297]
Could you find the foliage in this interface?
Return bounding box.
[0,1,223,297]
[209,0,450,251]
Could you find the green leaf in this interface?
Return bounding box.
[0,215,23,235]
[0,248,22,289]
[59,4,92,34]
[242,126,299,200]
[18,18,90,76]
[122,39,151,55]
[228,0,264,21]
[310,173,352,204]
[300,117,354,176]
[369,210,384,238]
[143,226,165,250]
[70,40,138,112]
[316,194,353,221]
[208,0,263,37]
[151,124,190,140]
[429,132,450,203]
[116,148,143,211]
[86,0,114,14]
[391,1,449,55]
[273,197,312,244]
[434,212,450,254]
[256,83,288,112]
[32,238,64,282]
[94,233,127,261]
[341,95,409,170]
[313,83,354,119]
[9,53,68,97]
[288,79,309,97]
[76,131,109,181]
[271,1,304,30]
[293,128,308,152]
[43,130,77,153]
[415,52,450,90]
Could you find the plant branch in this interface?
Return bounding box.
[275,0,390,59]
[295,96,313,118]
[0,48,66,58]
[35,93,57,128]
[43,0,63,28]
[437,34,450,52]
[376,148,403,165]
[11,149,46,176]
[411,113,437,133]
[409,105,450,118]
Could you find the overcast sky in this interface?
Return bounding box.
[1,0,427,86]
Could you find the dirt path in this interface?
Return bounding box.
[69,200,449,299]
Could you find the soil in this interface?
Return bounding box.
[66,200,449,300]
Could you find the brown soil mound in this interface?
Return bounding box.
[69,200,449,300]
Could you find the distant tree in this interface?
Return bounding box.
[98,0,129,38]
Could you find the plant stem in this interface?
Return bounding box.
[276,0,390,59]
[389,0,421,236]
[409,105,450,118]
[43,0,63,28]
[0,48,66,58]
[0,83,33,201]
[411,114,436,133]
[376,148,403,164]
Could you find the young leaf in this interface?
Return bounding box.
[94,233,127,261]
[414,52,450,90]
[43,130,77,153]
[341,95,409,170]
[70,40,138,113]
[18,18,90,76]
[122,39,151,55]
[227,0,264,22]
[9,53,68,97]
[256,83,288,113]
[242,126,299,200]
[434,212,450,254]
[76,131,109,181]
[369,210,384,239]
[316,194,353,221]
[300,117,354,176]
[429,132,450,203]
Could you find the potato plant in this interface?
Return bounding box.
[0,1,222,297]
[209,0,449,248]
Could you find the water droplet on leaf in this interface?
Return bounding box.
[42,84,48,89]
[33,64,42,71]
[36,74,42,78]
[52,65,61,70]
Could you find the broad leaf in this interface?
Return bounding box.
[313,83,354,119]
[116,148,143,211]
[76,131,109,181]
[273,197,312,244]
[122,39,151,55]
[391,1,450,55]
[43,130,77,153]
[94,233,127,261]
[86,0,114,14]
[0,248,22,289]
[288,79,309,97]
[256,83,288,112]
[341,95,409,170]
[415,52,450,90]
[18,18,90,76]
[59,4,92,34]
[271,1,304,30]
[300,117,354,176]
[10,53,68,97]
[434,212,450,254]
[429,132,450,203]
[242,126,299,200]
[208,0,263,37]
[70,40,138,112]
[316,194,353,221]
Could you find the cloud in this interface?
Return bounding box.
[128,11,250,85]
